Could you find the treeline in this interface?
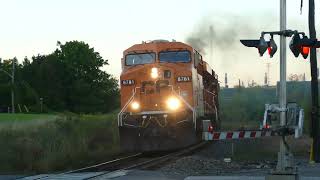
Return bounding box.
[0,41,119,113]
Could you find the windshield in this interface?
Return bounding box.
[159,50,191,63]
[125,53,155,66]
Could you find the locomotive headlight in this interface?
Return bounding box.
[151,67,158,79]
[131,101,140,110]
[166,97,180,111]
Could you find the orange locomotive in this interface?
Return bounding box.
[118,40,219,152]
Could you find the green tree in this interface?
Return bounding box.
[53,41,118,113]
[1,41,119,113]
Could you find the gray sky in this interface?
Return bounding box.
[0,0,319,86]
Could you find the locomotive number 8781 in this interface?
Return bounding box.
[118,39,220,152]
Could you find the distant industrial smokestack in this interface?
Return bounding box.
[264,73,268,86]
[266,63,270,86]
[209,26,214,66]
[225,73,228,88]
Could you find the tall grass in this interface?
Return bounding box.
[0,114,57,131]
[0,112,119,174]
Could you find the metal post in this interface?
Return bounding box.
[11,58,15,114]
[275,0,294,173]
[40,98,43,113]
[308,0,320,163]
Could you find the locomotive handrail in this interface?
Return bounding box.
[204,88,219,124]
[118,87,140,126]
[204,88,216,96]
[205,101,214,111]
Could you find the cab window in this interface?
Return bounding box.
[125,53,155,66]
[159,50,191,63]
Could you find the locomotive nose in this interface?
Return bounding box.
[131,66,182,112]
[138,85,180,112]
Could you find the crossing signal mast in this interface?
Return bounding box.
[241,29,320,178]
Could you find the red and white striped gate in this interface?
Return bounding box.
[202,130,277,141]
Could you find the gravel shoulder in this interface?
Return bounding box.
[159,136,318,178]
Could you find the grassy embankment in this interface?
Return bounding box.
[0,112,119,174]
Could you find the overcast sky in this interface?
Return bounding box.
[0,0,319,86]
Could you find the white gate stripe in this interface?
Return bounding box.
[220,132,227,139]
[255,131,261,138]
[232,132,240,139]
[244,132,251,138]
[203,130,275,141]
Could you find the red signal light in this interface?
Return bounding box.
[267,47,272,55]
[208,125,214,133]
[302,46,310,55]
[301,46,310,59]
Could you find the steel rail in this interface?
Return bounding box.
[87,142,208,180]
[19,153,142,180]
[59,153,143,174]
[21,142,208,180]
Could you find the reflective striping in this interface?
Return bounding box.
[226,132,233,139]
[220,132,227,140]
[213,132,220,140]
[203,130,276,141]
[232,132,239,139]
[239,131,245,138]
[244,132,251,138]
[250,131,256,138]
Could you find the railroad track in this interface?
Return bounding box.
[20,142,208,180]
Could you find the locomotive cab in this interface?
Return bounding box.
[118,40,219,152]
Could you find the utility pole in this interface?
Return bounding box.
[225,73,228,88]
[11,58,15,114]
[40,97,43,113]
[267,63,270,86]
[276,0,295,173]
[0,59,15,114]
[265,73,268,86]
[308,0,320,163]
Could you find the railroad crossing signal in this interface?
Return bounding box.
[240,36,277,58]
[240,31,320,59]
[240,38,267,57]
[289,34,319,59]
[268,37,278,58]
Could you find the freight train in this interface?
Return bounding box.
[118,40,220,152]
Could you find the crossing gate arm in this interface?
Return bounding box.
[202,130,279,141]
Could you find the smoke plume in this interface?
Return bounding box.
[186,15,269,54]
[185,13,278,68]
